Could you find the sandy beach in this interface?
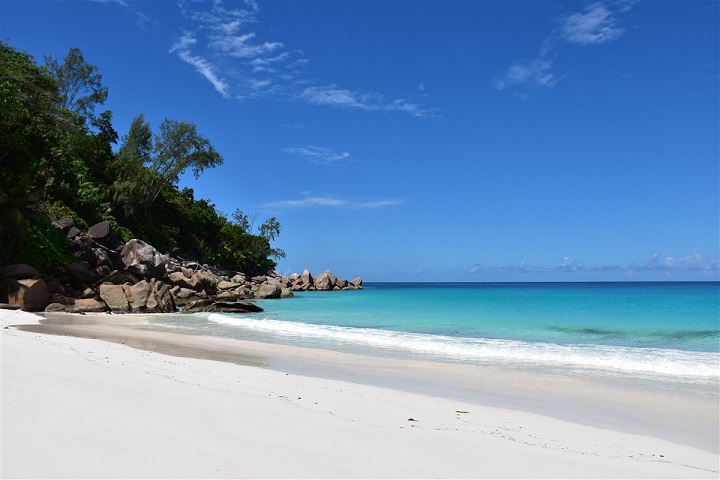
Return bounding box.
[2,310,718,478]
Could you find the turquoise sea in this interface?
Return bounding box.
[149,282,720,391]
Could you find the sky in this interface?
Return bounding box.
[2,0,718,282]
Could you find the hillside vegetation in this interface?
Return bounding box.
[0,41,284,276]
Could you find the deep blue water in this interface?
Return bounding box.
[150,282,720,385]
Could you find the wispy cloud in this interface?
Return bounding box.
[495,1,632,93]
[301,86,382,111]
[161,0,434,116]
[494,59,559,91]
[170,34,230,97]
[261,195,404,210]
[92,0,150,27]
[300,86,437,117]
[282,146,352,166]
[559,3,625,45]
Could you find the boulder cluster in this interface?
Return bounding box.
[0,219,361,314]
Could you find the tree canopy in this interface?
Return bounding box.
[0,41,283,276]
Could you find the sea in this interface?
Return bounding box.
[147,282,720,396]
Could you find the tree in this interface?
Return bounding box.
[146,118,223,208]
[232,209,257,233]
[259,217,286,260]
[112,115,223,221]
[228,210,286,265]
[43,47,108,123]
[110,114,225,254]
[110,114,155,225]
[39,47,117,221]
[0,41,72,270]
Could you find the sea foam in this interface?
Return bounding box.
[207,313,720,381]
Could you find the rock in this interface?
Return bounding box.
[88,247,113,269]
[0,264,42,280]
[168,270,217,293]
[168,271,194,289]
[313,270,337,290]
[0,278,50,311]
[94,265,113,280]
[72,298,108,313]
[181,300,264,314]
[152,280,175,313]
[97,270,140,286]
[45,277,65,296]
[170,287,204,306]
[215,290,240,301]
[51,218,81,239]
[99,284,130,312]
[300,269,313,286]
[66,262,97,285]
[78,287,97,299]
[66,226,81,239]
[218,280,242,291]
[45,302,68,312]
[349,277,363,289]
[125,280,152,312]
[88,221,122,250]
[256,283,282,299]
[231,273,246,284]
[251,275,267,284]
[121,239,166,279]
[280,287,295,299]
[194,270,217,293]
[45,298,108,313]
[51,217,75,233]
[336,278,348,289]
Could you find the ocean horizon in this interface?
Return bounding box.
[148,281,720,397]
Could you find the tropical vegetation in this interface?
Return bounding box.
[0,40,284,275]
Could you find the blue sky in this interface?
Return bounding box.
[2,0,718,281]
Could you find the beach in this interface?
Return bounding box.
[2,309,718,478]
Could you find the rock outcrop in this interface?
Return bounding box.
[0,278,50,311]
[121,239,166,279]
[0,218,362,315]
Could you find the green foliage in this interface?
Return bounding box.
[48,200,89,231]
[0,41,284,276]
[106,218,134,244]
[15,216,74,273]
[42,47,108,124]
[111,114,224,226]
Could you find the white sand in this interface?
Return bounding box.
[2,310,718,478]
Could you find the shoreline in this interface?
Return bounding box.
[3,310,719,478]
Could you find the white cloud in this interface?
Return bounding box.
[171,47,230,98]
[496,1,631,94]
[630,251,720,273]
[282,146,352,165]
[559,3,624,46]
[163,0,433,115]
[494,59,558,91]
[261,195,404,210]
[169,33,197,52]
[301,86,437,117]
[209,32,283,58]
[301,86,382,111]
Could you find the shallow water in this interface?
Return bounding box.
[148,282,720,393]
